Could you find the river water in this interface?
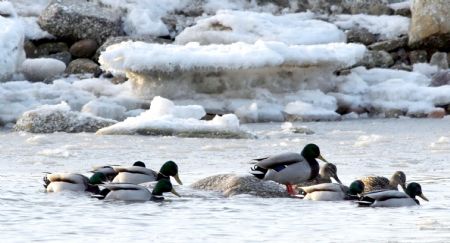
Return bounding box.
[1,118,449,242]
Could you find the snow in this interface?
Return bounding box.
[20,16,53,40]
[99,41,366,74]
[389,1,411,11]
[351,67,430,86]
[284,100,340,121]
[334,14,410,40]
[175,10,345,45]
[412,63,439,78]
[97,96,249,138]
[0,2,26,81]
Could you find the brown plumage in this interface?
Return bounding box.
[295,163,342,188]
[360,171,406,193]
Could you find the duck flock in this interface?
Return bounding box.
[43,144,428,207]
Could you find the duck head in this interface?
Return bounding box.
[151,178,180,201]
[391,171,406,191]
[89,172,108,185]
[406,182,428,202]
[348,180,365,195]
[301,144,328,163]
[158,161,182,185]
[320,163,342,184]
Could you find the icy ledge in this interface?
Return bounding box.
[96,96,252,139]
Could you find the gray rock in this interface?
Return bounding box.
[347,28,377,45]
[46,51,72,66]
[24,40,38,58]
[409,0,450,50]
[430,71,450,87]
[38,0,123,44]
[21,58,66,82]
[430,52,449,70]
[345,0,393,15]
[69,39,98,58]
[66,58,101,75]
[393,7,411,17]
[369,36,408,52]
[14,106,116,133]
[93,36,170,61]
[357,50,394,68]
[256,0,290,8]
[390,62,412,71]
[306,0,347,14]
[36,42,68,56]
[390,48,409,64]
[408,50,428,64]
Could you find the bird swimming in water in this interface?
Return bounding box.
[43,172,107,194]
[357,182,428,207]
[360,171,406,193]
[298,180,364,201]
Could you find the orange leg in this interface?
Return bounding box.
[285,184,297,195]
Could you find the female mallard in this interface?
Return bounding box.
[299,180,364,201]
[295,163,342,187]
[43,172,107,193]
[360,171,406,193]
[112,160,182,185]
[357,182,428,207]
[96,179,180,201]
[250,144,329,195]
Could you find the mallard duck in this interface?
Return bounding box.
[299,180,364,201]
[92,161,146,181]
[360,171,406,193]
[191,173,288,197]
[96,179,180,201]
[250,143,329,195]
[357,182,428,207]
[112,161,182,185]
[295,163,342,187]
[43,172,107,193]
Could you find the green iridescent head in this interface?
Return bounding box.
[152,178,180,197]
[89,172,107,185]
[406,182,428,202]
[348,180,365,195]
[301,144,328,162]
[159,161,182,185]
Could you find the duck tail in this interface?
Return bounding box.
[91,188,110,200]
[355,195,375,207]
[250,165,267,179]
[43,175,51,189]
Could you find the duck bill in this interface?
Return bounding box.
[419,193,429,201]
[333,174,343,184]
[171,188,181,197]
[173,174,183,185]
[400,183,407,192]
[317,155,328,163]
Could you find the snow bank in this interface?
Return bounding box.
[100,41,366,74]
[284,100,340,121]
[97,96,251,138]
[334,14,410,40]
[0,2,26,81]
[175,10,345,45]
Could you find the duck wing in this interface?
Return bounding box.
[254,152,303,169]
[46,173,89,185]
[300,183,343,194]
[114,166,157,176]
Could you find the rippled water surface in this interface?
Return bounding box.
[1,119,450,242]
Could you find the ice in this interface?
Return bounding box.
[284,100,340,121]
[175,10,345,45]
[412,63,440,78]
[334,14,410,40]
[96,96,250,138]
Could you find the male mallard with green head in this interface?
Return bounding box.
[357,182,428,207]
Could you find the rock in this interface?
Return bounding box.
[430,52,449,70]
[38,0,122,44]
[390,48,409,64]
[36,42,68,56]
[256,0,290,8]
[430,71,450,87]
[409,0,450,50]
[24,40,38,58]
[14,102,116,133]
[93,36,170,61]
[345,0,393,15]
[427,108,446,119]
[390,62,412,71]
[357,50,394,68]
[66,58,101,75]
[409,50,428,64]
[369,36,408,52]
[393,8,411,17]
[69,39,98,58]
[46,51,72,66]
[21,58,66,82]
[347,28,377,45]
[306,0,347,14]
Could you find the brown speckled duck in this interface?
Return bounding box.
[360,171,406,193]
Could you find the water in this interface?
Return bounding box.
[1,118,450,242]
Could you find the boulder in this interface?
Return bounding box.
[36,42,68,56]
[38,0,122,44]
[409,0,450,50]
[356,50,394,68]
[347,28,377,45]
[344,0,393,15]
[14,103,116,133]
[46,51,72,66]
[21,58,66,82]
[369,36,408,52]
[429,52,449,70]
[408,50,428,64]
[66,58,101,75]
[24,40,38,58]
[69,39,98,58]
[430,71,450,87]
